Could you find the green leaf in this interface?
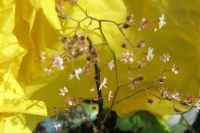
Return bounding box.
[116,111,171,133]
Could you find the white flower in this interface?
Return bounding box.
[107,60,114,70]
[147,47,154,61]
[99,77,107,90]
[59,86,68,96]
[160,53,170,63]
[195,100,200,112]
[159,14,166,29]
[44,68,53,75]
[108,90,114,101]
[52,55,64,70]
[69,68,83,80]
[121,51,134,63]
[40,52,46,62]
[172,64,180,74]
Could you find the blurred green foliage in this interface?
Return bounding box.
[116,111,171,133]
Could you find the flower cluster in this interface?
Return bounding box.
[38,1,200,120]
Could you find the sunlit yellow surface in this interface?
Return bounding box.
[1,0,200,132]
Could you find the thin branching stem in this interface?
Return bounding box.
[114,85,160,104]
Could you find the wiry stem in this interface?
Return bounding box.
[114,85,160,104]
[87,37,103,132]
[98,21,120,123]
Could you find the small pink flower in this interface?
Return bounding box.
[52,55,64,70]
[107,60,114,70]
[121,51,134,63]
[160,53,170,63]
[138,18,149,31]
[65,98,73,106]
[183,96,194,106]
[138,59,147,68]
[160,87,170,98]
[172,92,181,101]
[40,52,46,62]
[172,64,180,74]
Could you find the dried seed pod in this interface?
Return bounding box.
[122,22,130,29]
[147,98,154,104]
[126,14,134,23]
[121,43,127,48]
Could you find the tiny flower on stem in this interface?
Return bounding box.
[160,53,170,63]
[121,51,134,63]
[138,18,149,31]
[59,86,68,96]
[40,52,46,62]
[107,60,114,70]
[65,98,73,106]
[138,58,147,68]
[128,75,144,89]
[52,55,64,70]
[160,87,170,98]
[84,64,91,74]
[159,14,166,29]
[172,64,180,74]
[183,96,194,106]
[69,68,83,80]
[108,90,114,101]
[172,92,181,101]
[147,47,154,61]
[99,77,107,90]
[44,68,53,75]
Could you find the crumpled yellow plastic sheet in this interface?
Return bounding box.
[0,0,61,132]
[1,0,200,132]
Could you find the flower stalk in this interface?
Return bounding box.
[87,37,104,132]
